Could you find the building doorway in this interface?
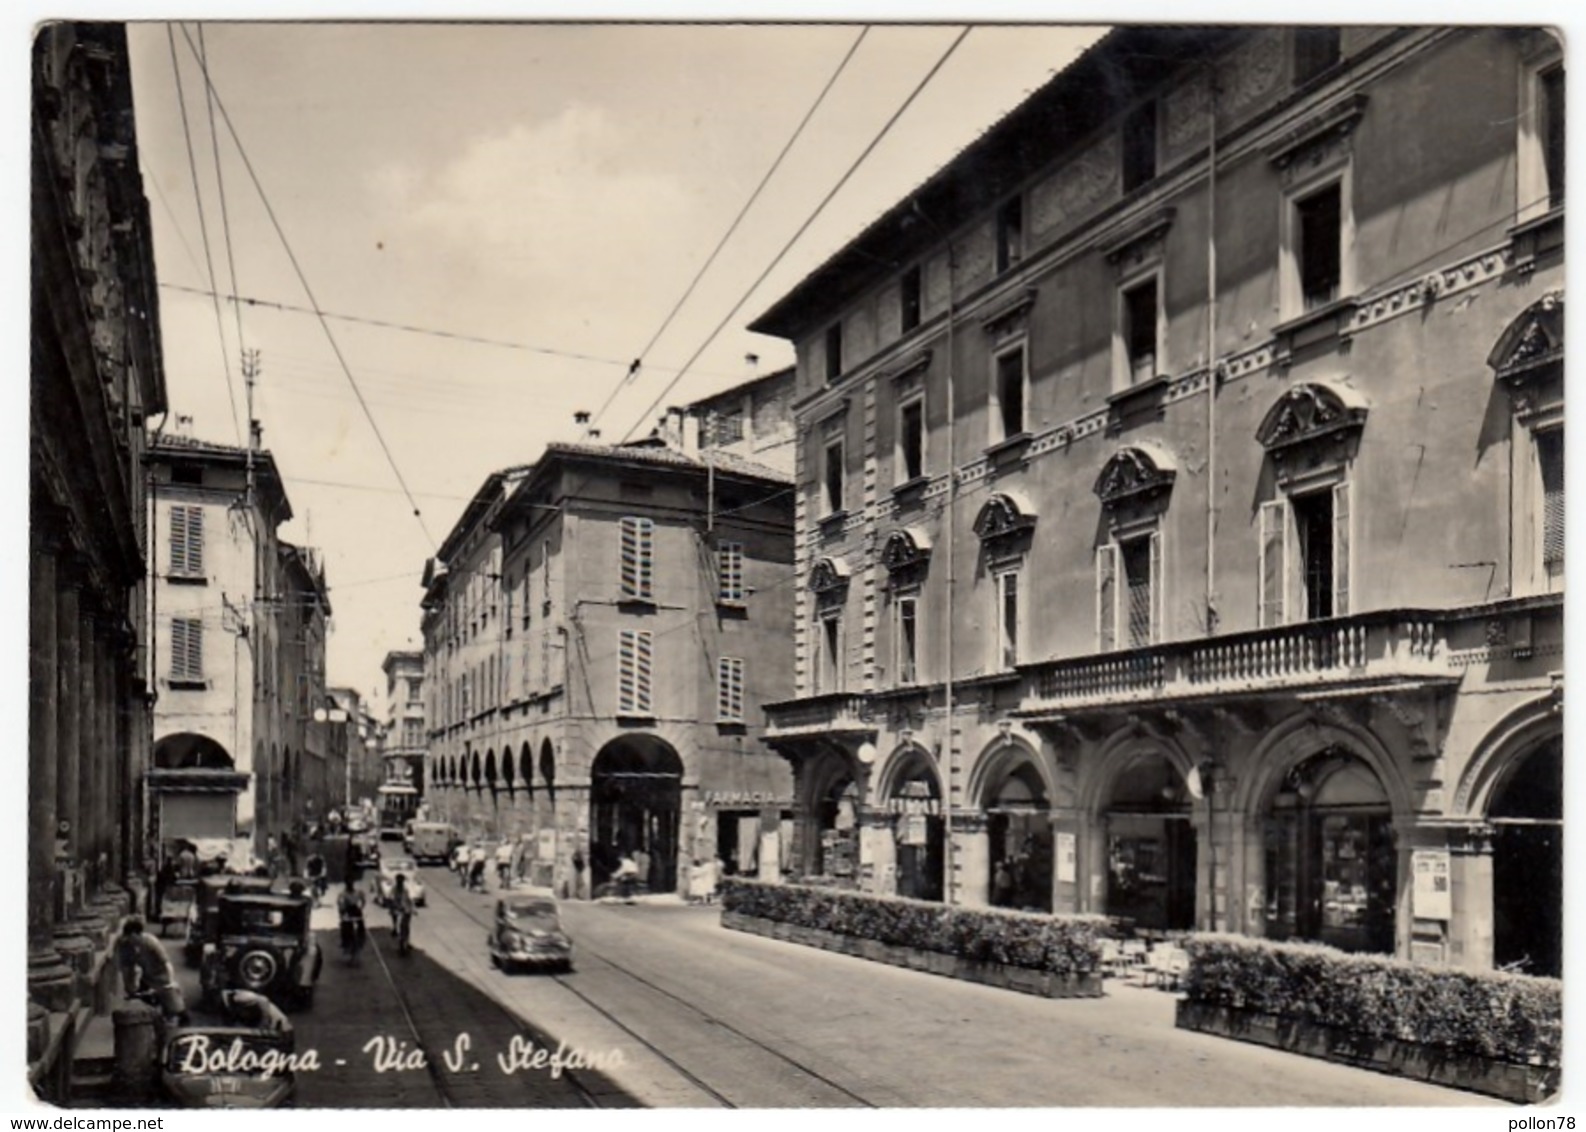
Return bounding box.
[1263,747,1395,954]
[885,749,944,902]
[590,735,682,894]
[1491,737,1562,977]
[986,760,1052,912]
[1103,754,1196,931]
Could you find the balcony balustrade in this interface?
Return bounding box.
[1024,611,1451,713]
[764,692,877,740]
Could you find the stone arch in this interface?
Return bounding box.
[484,748,498,792]
[870,741,941,805]
[965,730,1055,809]
[590,733,681,893]
[520,742,534,796]
[1234,712,1412,820]
[1452,694,1561,819]
[1079,727,1196,817]
[470,750,482,788]
[501,746,516,793]
[154,732,236,771]
[539,739,556,791]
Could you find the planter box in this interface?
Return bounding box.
[1175,1000,1558,1104]
[722,912,1102,999]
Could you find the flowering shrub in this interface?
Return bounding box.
[721,879,1108,977]
[1183,934,1562,1067]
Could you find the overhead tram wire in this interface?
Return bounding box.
[197,23,247,359]
[167,23,242,447]
[586,24,871,437]
[178,24,435,550]
[616,25,973,447]
[153,283,742,381]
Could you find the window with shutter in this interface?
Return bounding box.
[895,596,919,685]
[619,517,654,600]
[1539,430,1564,574]
[1258,500,1289,628]
[169,506,205,578]
[1120,536,1154,649]
[170,617,204,681]
[995,569,1020,669]
[718,656,745,722]
[618,629,654,715]
[1332,481,1352,616]
[718,541,745,603]
[1096,544,1118,652]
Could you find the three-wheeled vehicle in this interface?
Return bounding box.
[160,1025,298,1108]
[200,892,322,1009]
[486,889,573,973]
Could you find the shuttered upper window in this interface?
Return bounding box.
[1257,482,1351,627]
[170,618,204,681]
[619,517,655,601]
[1539,429,1564,574]
[168,505,205,579]
[717,656,745,722]
[1097,532,1162,651]
[618,629,654,716]
[718,541,745,603]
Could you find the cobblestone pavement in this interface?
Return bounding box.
[409,869,1497,1109]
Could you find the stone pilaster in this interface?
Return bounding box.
[55,581,81,917]
[79,606,99,894]
[29,545,72,1011]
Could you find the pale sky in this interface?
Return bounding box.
[124,20,1106,703]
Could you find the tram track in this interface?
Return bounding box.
[426,873,879,1109]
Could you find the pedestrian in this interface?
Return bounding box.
[220,989,292,1035]
[571,848,586,901]
[154,857,177,924]
[115,918,188,1026]
[633,846,651,893]
[389,873,416,954]
[494,839,513,889]
[993,860,1014,907]
[469,842,487,892]
[613,853,639,902]
[176,841,197,880]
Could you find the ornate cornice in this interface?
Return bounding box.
[1256,381,1369,454]
[1488,290,1563,385]
[808,556,851,596]
[1094,444,1178,506]
[972,492,1036,547]
[881,529,932,577]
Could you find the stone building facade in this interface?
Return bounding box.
[29,22,168,1097]
[424,434,796,898]
[380,649,427,827]
[752,27,1563,975]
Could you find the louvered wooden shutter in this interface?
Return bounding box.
[1149,529,1163,644]
[1332,481,1352,616]
[718,657,745,721]
[1258,500,1288,628]
[718,541,745,602]
[619,629,655,715]
[169,506,203,577]
[620,517,654,599]
[170,618,203,680]
[1096,544,1118,652]
[1540,431,1564,570]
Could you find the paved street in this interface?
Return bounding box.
[406,867,1495,1108]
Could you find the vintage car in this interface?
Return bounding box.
[161,1025,297,1108]
[405,821,458,866]
[375,856,426,907]
[200,893,322,1009]
[184,876,277,967]
[486,891,573,973]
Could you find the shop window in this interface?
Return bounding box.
[825,322,844,382]
[897,396,925,482]
[994,567,1020,670]
[991,343,1027,443]
[1121,100,1159,193]
[900,265,923,332]
[894,595,919,685]
[996,196,1024,275]
[1293,27,1342,86]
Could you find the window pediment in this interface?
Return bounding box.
[1256,380,1369,454]
[1098,208,1176,273]
[882,528,933,576]
[1094,443,1178,506]
[980,288,1038,339]
[973,491,1036,546]
[1489,291,1563,384]
[809,556,851,596]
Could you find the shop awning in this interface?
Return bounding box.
[147,768,249,794]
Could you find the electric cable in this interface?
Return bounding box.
[198,23,248,361]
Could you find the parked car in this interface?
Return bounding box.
[406,821,457,865]
[487,891,573,973]
[375,856,426,907]
[160,1025,297,1108]
[200,892,322,1009]
[185,875,276,967]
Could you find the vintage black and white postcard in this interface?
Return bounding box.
[17,12,1569,1116]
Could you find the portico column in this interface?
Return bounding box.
[29,542,72,1011]
[952,811,989,907]
[1049,806,1082,914]
[55,580,81,916]
[1447,822,1495,972]
[78,606,99,894]
[858,810,894,896]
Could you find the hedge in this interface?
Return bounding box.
[1182,934,1562,1067]
[720,879,1108,977]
